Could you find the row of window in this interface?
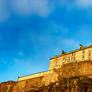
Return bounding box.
[54,49,92,66]
[82,49,91,60]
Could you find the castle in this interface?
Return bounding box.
[18,44,92,81]
[2,44,92,92]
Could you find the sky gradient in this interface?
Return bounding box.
[1,0,92,82]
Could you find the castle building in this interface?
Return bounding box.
[49,44,92,70]
[18,44,92,81]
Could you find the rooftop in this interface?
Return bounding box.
[50,45,92,60]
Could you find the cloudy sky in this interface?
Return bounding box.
[0,0,92,82]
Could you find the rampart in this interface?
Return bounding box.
[13,61,92,92]
[18,69,54,81]
[18,45,92,81]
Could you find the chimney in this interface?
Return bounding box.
[62,50,65,54]
[80,44,83,49]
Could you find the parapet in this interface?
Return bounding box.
[18,69,54,81]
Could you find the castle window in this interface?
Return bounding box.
[62,56,65,64]
[82,50,85,60]
[68,56,70,62]
[72,53,76,61]
[89,49,91,56]
[88,49,91,60]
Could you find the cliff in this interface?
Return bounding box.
[1,77,92,92]
[0,81,16,92]
[34,76,92,92]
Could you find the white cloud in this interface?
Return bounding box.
[0,0,54,23]
[0,0,10,22]
[56,0,92,11]
[76,0,92,9]
[11,0,52,17]
[1,0,92,23]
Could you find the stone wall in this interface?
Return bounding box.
[58,61,92,78]
[13,71,58,92]
[1,61,92,92]
[1,77,92,92]
[37,77,92,92]
[13,61,92,92]
[0,81,16,92]
[18,69,54,81]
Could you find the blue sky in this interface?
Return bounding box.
[1,0,92,82]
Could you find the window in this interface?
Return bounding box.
[89,49,91,60]
[72,53,76,61]
[89,49,91,56]
[68,56,70,62]
[62,56,65,64]
[82,50,85,60]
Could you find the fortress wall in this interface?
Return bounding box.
[58,56,63,65]
[65,54,72,63]
[84,49,88,61]
[20,61,92,82]
[49,58,55,70]
[13,70,59,92]
[18,70,54,81]
[0,81,16,92]
[13,61,92,92]
[59,61,92,78]
[75,50,82,62]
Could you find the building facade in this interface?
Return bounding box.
[49,45,92,70]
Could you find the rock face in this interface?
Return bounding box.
[1,61,92,92]
[37,77,92,92]
[1,77,92,92]
[0,81,16,92]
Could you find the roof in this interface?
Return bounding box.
[50,45,92,60]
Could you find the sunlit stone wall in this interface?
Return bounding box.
[18,70,54,81]
[49,45,92,70]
